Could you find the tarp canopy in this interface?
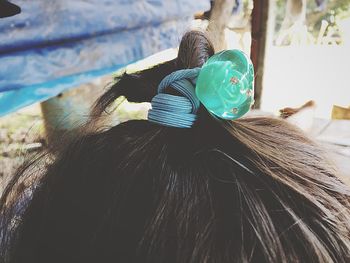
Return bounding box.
[0,0,210,116]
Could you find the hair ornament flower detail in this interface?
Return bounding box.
[195,49,254,120]
[148,49,254,128]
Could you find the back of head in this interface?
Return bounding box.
[1,31,350,263]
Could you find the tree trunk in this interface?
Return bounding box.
[276,0,309,45]
[207,0,236,51]
[282,0,307,30]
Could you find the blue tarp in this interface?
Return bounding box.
[0,0,210,116]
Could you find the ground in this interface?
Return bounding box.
[0,104,44,192]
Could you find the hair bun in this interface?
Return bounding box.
[177,31,214,69]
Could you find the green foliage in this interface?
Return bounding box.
[272,0,350,45]
[274,0,350,34]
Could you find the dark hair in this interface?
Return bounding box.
[1,31,350,263]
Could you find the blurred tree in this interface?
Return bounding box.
[308,0,350,24]
[275,0,309,45]
[208,0,237,50]
[275,0,350,44]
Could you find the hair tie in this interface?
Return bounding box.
[148,50,254,128]
[148,68,200,128]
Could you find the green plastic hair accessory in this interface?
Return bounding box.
[195,49,254,120]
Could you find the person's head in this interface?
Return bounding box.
[1,31,350,263]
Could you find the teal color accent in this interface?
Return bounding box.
[195,49,254,120]
[148,68,200,128]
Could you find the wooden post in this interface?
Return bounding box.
[250,0,270,109]
[207,0,236,51]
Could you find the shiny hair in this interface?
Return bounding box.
[1,31,350,263]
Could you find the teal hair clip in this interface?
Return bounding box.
[148,49,254,128]
[195,49,254,120]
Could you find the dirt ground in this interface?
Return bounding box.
[0,104,44,192]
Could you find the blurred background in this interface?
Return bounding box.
[0,0,350,187]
